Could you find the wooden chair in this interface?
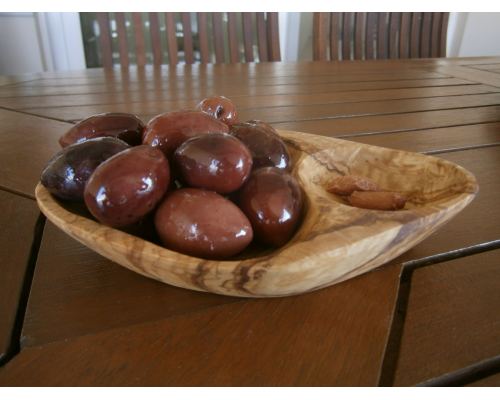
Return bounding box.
[313,12,449,61]
[95,12,281,68]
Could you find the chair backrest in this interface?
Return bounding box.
[313,12,449,61]
[95,12,281,67]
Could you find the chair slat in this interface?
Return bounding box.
[440,12,449,57]
[410,12,422,58]
[354,12,366,60]
[342,12,354,60]
[149,12,162,66]
[256,12,268,62]
[399,12,411,59]
[228,13,239,63]
[115,13,129,68]
[420,13,432,58]
[165,13,178,66]
[242,13,254,62]
[430,12,442,58]
[365,13,378,59]
[313,12,328,61]
[266,13,281,61]
[212,13,225,63]
[182,13,194,64]
[330,13,340,61]
[197,13,210,64]
[132,13,146,67]
[389,12,401,59]
[96,13,113,68]
[377,12,389,59]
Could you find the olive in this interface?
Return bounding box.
[197,95,238,126]
[230,121,291,171]
[142,111,228,158]
[59,113,144,148]
[84,145,170,228]
[41,137,129,201]
[238,167,303,247]
[174,133,252,194]
[155,188,253,259]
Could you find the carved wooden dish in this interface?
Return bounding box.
[35,130,478,298]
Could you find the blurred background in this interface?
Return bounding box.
[1,12,500,75]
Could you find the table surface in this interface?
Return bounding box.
[0,56,499,386]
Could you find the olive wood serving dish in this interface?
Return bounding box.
[35,130,478,298]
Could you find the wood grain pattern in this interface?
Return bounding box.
[0,262,402,385]
[0,109,71,198]
[391,146,500,262]
[393,249,500,386]
[0,190,40,362]
[35,131,477,297]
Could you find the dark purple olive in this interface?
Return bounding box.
[238,167,303,247]
[197,96,238,126]
[41,137,129,201]
[84,145,170,228]
[174,133,253,194]
[155,188,253,259]
[59,113,144,148]
[230,121,291,171]
[142,111,229,158]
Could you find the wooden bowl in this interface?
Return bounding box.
[35,130,478,298]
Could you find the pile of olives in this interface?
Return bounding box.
[41,96,303,259]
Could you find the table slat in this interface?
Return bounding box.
[0,109,71,199]
[393,249,500,386]
[0,262,402,386]
[0,190,40,362]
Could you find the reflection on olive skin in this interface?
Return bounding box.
[154,188,253,259]
[238,167,303,247]
[41,137,130,201]
[230,121,291,171]
[174,133,253,194]
[59,113,144,148]
[84,145,170,228]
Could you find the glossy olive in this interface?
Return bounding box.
[84,145,170,228]
[197,96,238,126]
[238,167,303,247]
[155,188,253,259]
[174,133,252,194]
[59,113,144,148]
[142,111,229,158]
[230,122,291,171]
[41,137,129,201]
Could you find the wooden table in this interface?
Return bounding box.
[0,57,499,386]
